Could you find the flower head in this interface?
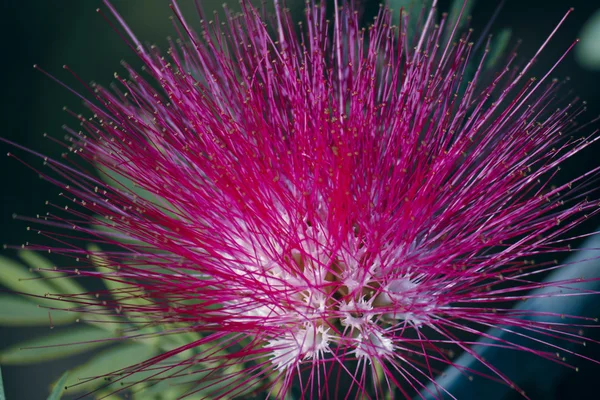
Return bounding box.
[5,0,600,398]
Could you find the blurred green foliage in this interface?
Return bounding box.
[576,8,600,70]
[0,246,256,399]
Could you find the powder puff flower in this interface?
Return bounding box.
[3,0,600,398]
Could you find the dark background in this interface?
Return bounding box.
[1,0,599,399]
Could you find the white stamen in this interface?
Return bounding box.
[268,325,332,370]
[354,330,394,360]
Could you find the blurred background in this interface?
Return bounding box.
[1,0,600,398]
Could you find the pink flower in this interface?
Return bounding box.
[6,0,600,398]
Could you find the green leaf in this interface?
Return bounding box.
[87,244,145,302]
[96,162,177,221]
[0,365,5,400]
[13,251,129,333]
[390,0,431,38]
[0,255,62,306]
[96,163,158,204]
[48,371,69,400]
[137,361,258,400]
[0,295,78,327]
[389,0,423,13]
[134,371,196,399]
[17,251,126,332]
[154,331,201,362]
[18,251,87,295]
[193,365,261,399]
[0,325,114,365]
[90,221,143,246]
[86,244,157,339]
[486,28,512,70]
[64,343,158,394]
[92,387,129,399]
[447,0,476,35]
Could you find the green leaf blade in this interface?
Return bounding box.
[486,28,512,70]
[0,364,5,400]
[447,0,477,34]
[64,343,158,394]
[0,255,61,306]
[0,295,78,327]
[18,251,88,296]
[0,325,114,365]
[47,372,69,400]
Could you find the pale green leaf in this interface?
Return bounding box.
[96,162,178,221]
[0,325,114,365]
[0,295,78,327]
[92,387,128,399]
[0,255,61,306]
[64,343,158,393]
[18,251,87,295]
[86,244,149,302]
[14,251,128,332]
[0,254,122,332]
[86,244,158,341]
[90,221,143,246]
[48,371,69,400]
[76,311,125,334]
[96,163,158,204]
[87,244,147,306]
